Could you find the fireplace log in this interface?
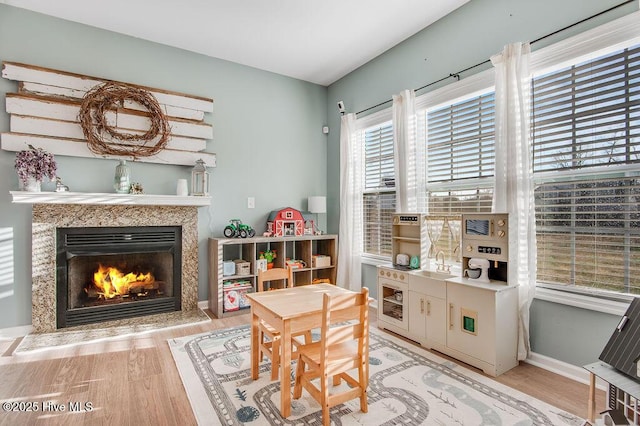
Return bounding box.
[130,281,162,294]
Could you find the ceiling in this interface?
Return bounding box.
[2,0,470,86]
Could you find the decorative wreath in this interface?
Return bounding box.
[78,82,171,157]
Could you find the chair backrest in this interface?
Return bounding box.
[257,267,294,292]
[320,287,369,363]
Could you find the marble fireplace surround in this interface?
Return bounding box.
[21,192,210,334]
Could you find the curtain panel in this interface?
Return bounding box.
[392,89,424,213]
[491,42,537,361]
[337,113,363,291]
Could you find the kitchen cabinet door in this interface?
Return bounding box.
[425,295,446,347]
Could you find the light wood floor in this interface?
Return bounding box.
[0,309,604,425]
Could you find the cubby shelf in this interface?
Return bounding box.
[208,234,338,318]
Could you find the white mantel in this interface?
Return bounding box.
[10,191,211,206]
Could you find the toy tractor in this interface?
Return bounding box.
[223,219,256,238]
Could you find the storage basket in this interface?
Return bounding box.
[223,281,252,311]
[223,288,240,311]
[223,260,235,276]
[233,259,251,275]
[312,255,331,268]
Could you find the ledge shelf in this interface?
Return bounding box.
[10,191,211,207]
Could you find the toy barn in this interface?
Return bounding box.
[266,207,316,237]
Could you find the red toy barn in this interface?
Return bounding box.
[266,207,315,237]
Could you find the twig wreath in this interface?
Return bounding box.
[78,82,171,157]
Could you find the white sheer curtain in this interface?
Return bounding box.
[392,89,423,212]
[337,113,362,291]
[491,42,537,361]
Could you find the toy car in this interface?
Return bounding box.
[223,219,255,238]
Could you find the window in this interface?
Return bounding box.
[418,91,496,259]
[354,13,640,301]
[532,43,640,295]
[362,120,395,257]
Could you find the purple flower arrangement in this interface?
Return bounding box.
[14,145,57,184]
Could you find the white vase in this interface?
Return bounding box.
[22,176,41,192]
[176,179,189,196]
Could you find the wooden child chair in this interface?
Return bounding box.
[256,267,311,380]
[292,287,370,426]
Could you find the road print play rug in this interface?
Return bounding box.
[168,325,584,425]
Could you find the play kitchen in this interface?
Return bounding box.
[377,213,519,376]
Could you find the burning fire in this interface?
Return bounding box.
[91,264,155,299]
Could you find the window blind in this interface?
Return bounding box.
[363,120,395,257]
[535,177,640,294]
[532,44,640,173]
[364,121,394,190]
[428,188,493,214]
[427,93,496,183]
[363,192,395,257]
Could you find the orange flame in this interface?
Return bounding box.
[91,264,155,299]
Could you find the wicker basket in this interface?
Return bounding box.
[233,259,251,275]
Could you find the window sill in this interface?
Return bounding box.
[361,255,391,267]
[534,286,631,316]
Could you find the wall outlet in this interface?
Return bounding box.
[247,197,255,209]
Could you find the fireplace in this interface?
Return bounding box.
[56,226,182,328]
[28,202,201,334]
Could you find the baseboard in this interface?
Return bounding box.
[526,351,607,391]
[0,324,32,340]
[198,300,209,310]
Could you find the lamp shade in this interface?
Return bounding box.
[308,196,326,214]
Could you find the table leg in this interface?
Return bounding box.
[251,309,259,380]
[280,320,292,418]
[588,372,595,423]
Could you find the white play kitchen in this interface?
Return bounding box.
[377,213,519,376]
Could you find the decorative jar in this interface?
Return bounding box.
[114,160,131,194]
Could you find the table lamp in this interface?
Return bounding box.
[308,196,327,234]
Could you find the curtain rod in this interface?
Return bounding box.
[355,0,635,116]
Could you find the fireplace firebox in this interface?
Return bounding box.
[56,226,182,328]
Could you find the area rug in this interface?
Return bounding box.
[168,325,584,425]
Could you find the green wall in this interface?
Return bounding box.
[326,0,638,366]
[529,299,621,366]
[0,5,327,329]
